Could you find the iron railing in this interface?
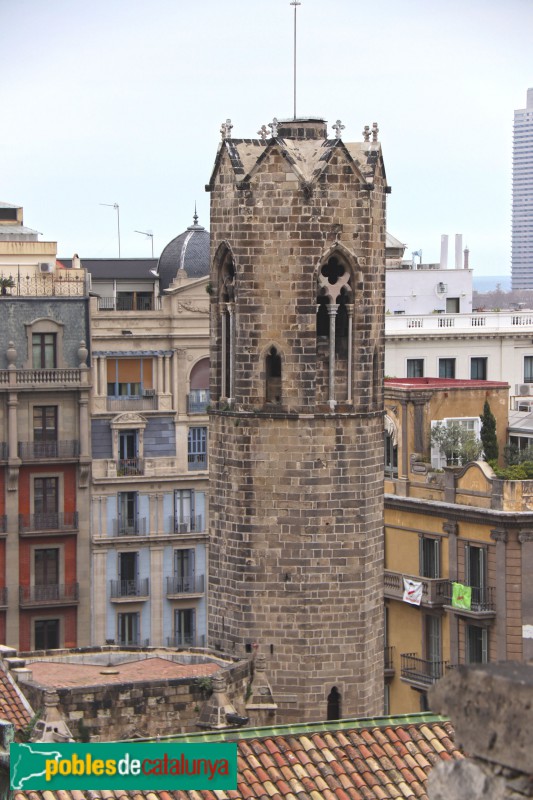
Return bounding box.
[166,634,205,648]
[187,453,207,471]
[117,458,144,476]
[442,581,496,613]
[0,271,88,297]
[166,575,205,595]
[19,583,79,605]
[18,440,80,460]
[109,578,150,599]
[187,391,210,414]
[384,645,395,673]
[171,516,204,533]
[19,512,78,533]
[0,443,7,460]
[400,652,449,686]
[112,518,147,537]
[0,515,6,534]
[106,396,157,412]
[97,296,161,311]
[0,588,8,606]
[384,571,448,607]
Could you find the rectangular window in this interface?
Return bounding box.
[32,333,56,369]
[425,615,442,679]
[118,551,138,595]
[106,358,153,397]
[174,549,195,592]
[465,625,488,664]
[174,608,196,647]
[118,430,141,475]
[35,619,60,649]
[446,297,460,313]
[470,357,487,380]
[384,432,397,477]
[407,359,424,378]
[419,537,440,579]
[188,427,207,470]
[438,358,456,379]
[175,489,195,532]
[117,612,140,646]
[34,477,58,515]
[34,548,59,586]
[117,492,138,535]
[525,356,533,383]
[33,407,58,442]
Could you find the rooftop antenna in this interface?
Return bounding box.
[290,0,301,120]
[100,203,121,257]
[134,229,154,257]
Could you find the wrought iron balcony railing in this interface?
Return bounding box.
[166,575,205,595]
[109,578,150,599]
[19,512,78,533]
[442,581,496,614]
[19,583,79,605]
[106,395,157,412]
[0,443,7,460]
[171,515,204,534]
[0,516,6,534]
[0,587,8,606]
[117,458,144,476]
[187,453,207,471]
[187,391,210,414]
[384,645,395,674]
[400,652,450,687]
[18,440,80,460]
[112,518,147,537]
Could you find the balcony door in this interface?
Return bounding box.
[34,548,60,601]
[119,551,138,595]
[425,615,442,680]
[35,619,60,649]
[34,477,58,528]
[465,544,487,609]
[175,549,195,592]
[33,406,58,458]
[174,608,196,647]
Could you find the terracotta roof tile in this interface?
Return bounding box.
[12,715,463,800]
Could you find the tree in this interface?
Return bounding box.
[430,421,483,467]
[480,401,498,463]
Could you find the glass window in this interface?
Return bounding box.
[466,625,488,664]
[34,477,58,515]
[118,612,140,646]
[407,359,424,378]
[446,297,460,313]
[175,489,205,532]
[32,333,56,369]
[384,432,397,477]
[33,407,58,442]
[420,537,440,578]
[35,548,59,586]
[174,608,196,647]
[438,358,456,378]
[470,357,487,380]
[35,619,60,649]
[525,356,533,383]
[188,427,207,470]
[117,492,138,535]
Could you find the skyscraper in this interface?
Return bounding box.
[512,89,533,290]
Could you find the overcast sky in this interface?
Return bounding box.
[1,0,532,275]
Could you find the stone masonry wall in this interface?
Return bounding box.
[207,122,387,722]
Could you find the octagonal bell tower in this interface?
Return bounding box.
[207,117,387,723]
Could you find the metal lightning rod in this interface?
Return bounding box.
[100,203,121,257]
[291,0,301,120]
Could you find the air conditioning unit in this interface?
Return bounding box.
[142,389,156,397]
[39,262,53,273]
[515,384,533,396]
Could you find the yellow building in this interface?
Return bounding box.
[384,377,533,713]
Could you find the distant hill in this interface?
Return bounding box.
[473,275,511,293]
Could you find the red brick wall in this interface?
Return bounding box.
[19,537,77,585]
[19,608,77,651]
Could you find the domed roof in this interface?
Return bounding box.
[157,212,210,291]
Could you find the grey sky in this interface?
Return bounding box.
[1,0,532,275]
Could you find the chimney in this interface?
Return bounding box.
[464,247,470,269]
[440,235,448,269]
[454,234,463,269]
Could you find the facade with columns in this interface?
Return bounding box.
[87,239,211,649]
[207,117,387,722]
[383,377,533,714]
[0,203,91,650]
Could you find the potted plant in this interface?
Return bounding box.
[0,277,15,295]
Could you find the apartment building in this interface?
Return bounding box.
[64,215,211,648]
[383,377,533,713]
[0,202,91,650]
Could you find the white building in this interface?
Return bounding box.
[512,88,533,290]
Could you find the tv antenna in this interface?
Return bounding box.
[100,203,121,257]
[134,229,154,257]
[290,0,301,120]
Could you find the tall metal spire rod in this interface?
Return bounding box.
[100,202,121,257]
[291,0,301,120]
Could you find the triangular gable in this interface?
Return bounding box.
[206,139,267,191]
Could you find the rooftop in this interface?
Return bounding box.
[385,377,508,390]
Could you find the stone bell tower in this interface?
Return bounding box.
[207,117,387,722]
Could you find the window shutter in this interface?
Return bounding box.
[481,627,488,663]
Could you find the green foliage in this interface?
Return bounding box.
[491,461,533,480]
[18,709,42,742]
[196,676,213,697]
[504,443,533,467]
[430,421,483,467]
[480,401,498,462]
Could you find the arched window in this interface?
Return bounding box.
[189,357,210,413]
[265,346,282,404]
[216,247,236,401]
[327,686,341,721]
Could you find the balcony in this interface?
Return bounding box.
[386,310,533,336]
[166,575,205,597]
[97,296,161,311]
[117,637,150,647]
[112,518,147,537]
[0,587,8,607]
[384,570,448,607]
[106,394,157,412]
[0,516,6,534]
[187,390,210,414]
[187,453,207,471]
[166,634,206,649]
[109,578,150,600]
[0,443,7,461]
[19,583,79,607]
[400,652,450,689]
[384,645,395,677]
[19,512,78,534]
[442,581,496,617]
[0,368,83,387]
[171,515,204,534]
[18,440,80,460]
[117,458,144,477]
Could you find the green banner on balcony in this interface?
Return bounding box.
[451,582,471,610]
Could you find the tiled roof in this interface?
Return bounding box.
[0,663,32,732]
[12,713,462,800]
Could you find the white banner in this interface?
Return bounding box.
[403,577,423,606]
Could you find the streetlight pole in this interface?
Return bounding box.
[290,0,301,121]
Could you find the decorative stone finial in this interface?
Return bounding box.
[332,119,345,139]
[77,340,88,367]
[268,118,279,138]
[362,125,371,142]
[6,341,17,369]
[257,124,269,141]
[220,119,233,140]
[372,122,379,142]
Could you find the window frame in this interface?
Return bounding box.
[406,358,424,378]
[438,358,456,379]
[470,357,488,381]
[188,427,207,471]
